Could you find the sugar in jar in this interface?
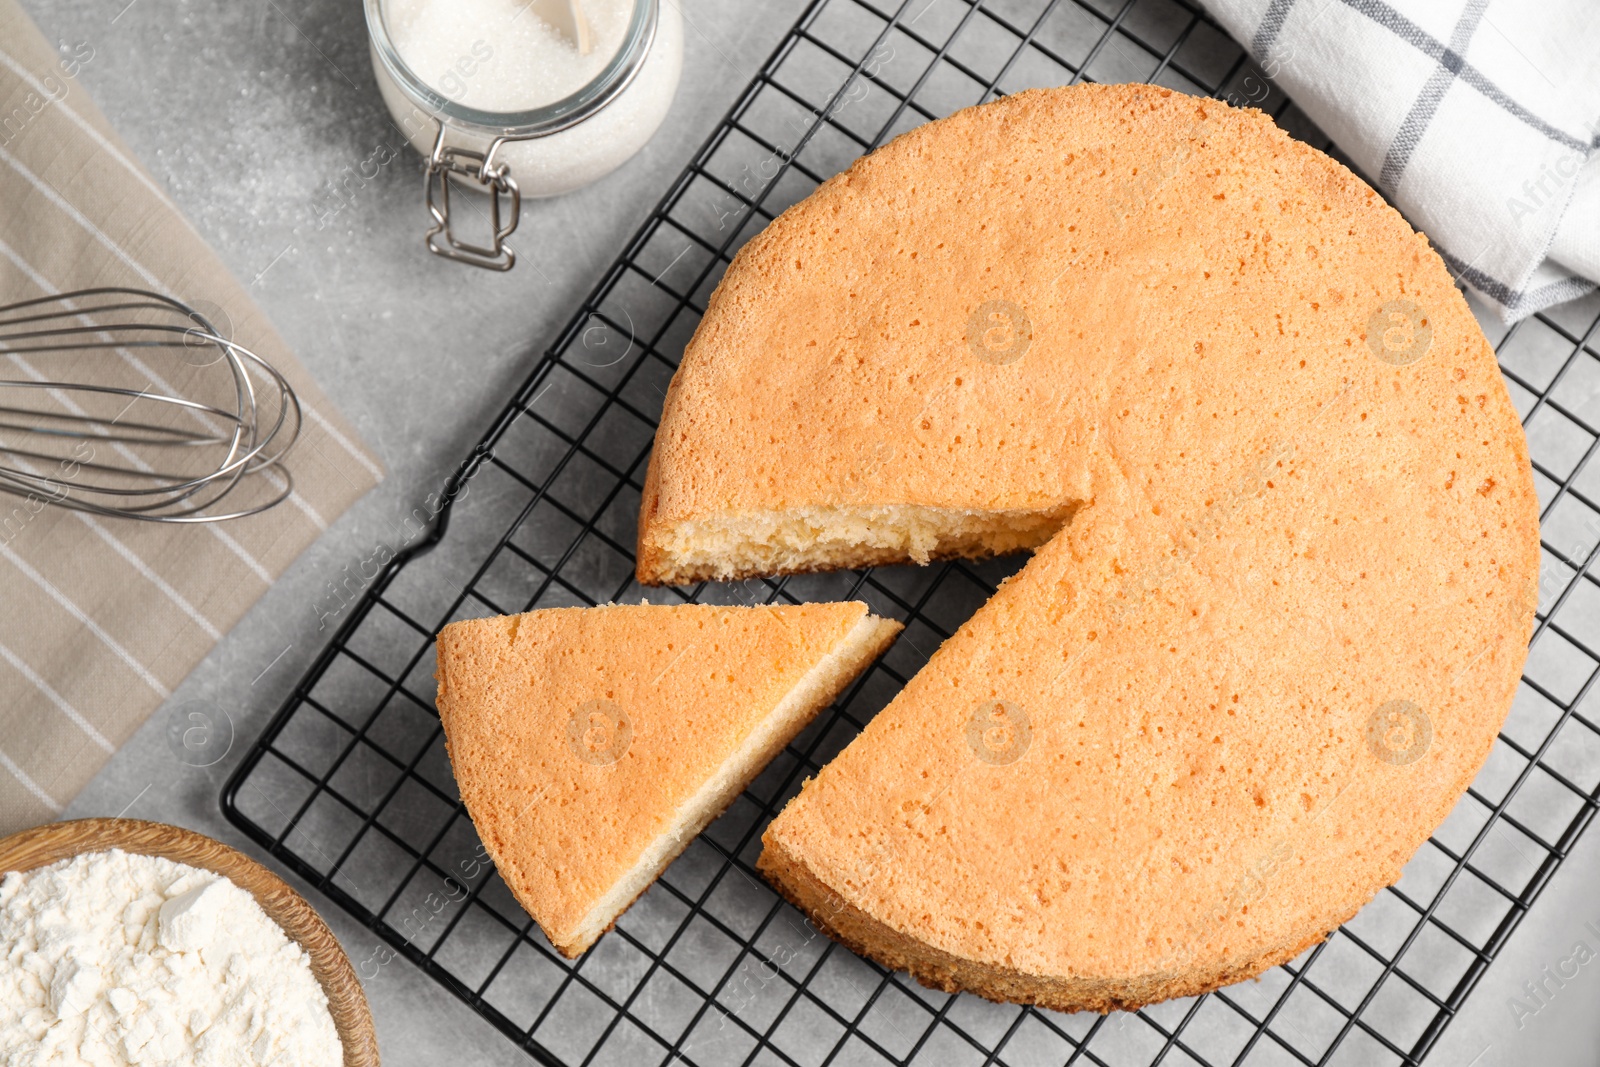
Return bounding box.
[365,0,683,269]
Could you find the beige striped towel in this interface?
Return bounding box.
[0,0,383,833]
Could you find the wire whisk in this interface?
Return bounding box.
[0,287,301,523]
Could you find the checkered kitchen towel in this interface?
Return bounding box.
[1199,0,1600,322]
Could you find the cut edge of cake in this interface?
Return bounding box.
[636,501,1078,586]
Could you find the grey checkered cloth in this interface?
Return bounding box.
[1199,0,1600,322]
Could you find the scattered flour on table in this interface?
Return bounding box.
[0,849,342,1067]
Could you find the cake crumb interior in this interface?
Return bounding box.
[652,502,1080,583]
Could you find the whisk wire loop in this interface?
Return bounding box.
[0,287,303,523]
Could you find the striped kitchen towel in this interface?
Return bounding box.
[0,0,383,832]
[1199,0,1600,322]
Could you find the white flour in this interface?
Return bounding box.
[0,849,342,1067]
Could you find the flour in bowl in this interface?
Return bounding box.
[0,848,342,1067]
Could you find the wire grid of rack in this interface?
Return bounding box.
[221,0,1600,1063]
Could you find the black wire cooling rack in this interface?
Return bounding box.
[222,0,1600,1063]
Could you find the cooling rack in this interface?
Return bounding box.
[222,0,1600,1063]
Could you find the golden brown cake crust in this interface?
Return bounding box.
[638,83,1541,1008]
[758,832,1356,1013]
[434,602,899,956]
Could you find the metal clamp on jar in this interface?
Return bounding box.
[364,0,683,271]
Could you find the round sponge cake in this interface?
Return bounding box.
[640,83,1540,1009]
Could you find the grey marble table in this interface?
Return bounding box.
[13,0,1600,1064]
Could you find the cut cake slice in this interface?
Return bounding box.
[434,601,900,956]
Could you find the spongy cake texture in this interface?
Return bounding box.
[636,84,1540,1009]
[435,602,900,956]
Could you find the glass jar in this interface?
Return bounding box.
[364,0,683,270]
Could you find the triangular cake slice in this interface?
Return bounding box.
[435,601,901,956]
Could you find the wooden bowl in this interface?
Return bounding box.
[0,817,379,1066]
